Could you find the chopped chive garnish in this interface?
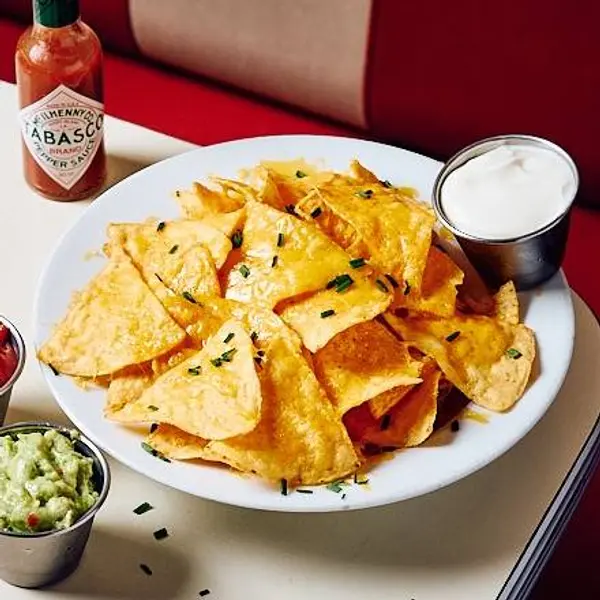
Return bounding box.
[326,273,354,293]
[295,170,307,178]
[147,405,159,412]
[156,221,166,232]
[321,309,335,318]
[506,348,523,359]
[326,480,348,494]
[257,350,265,357]
[310,207,322,218]
[356,477,369,485]
[326,278,338,290]
[349,257,366,269]
[271,255,278,268]
[155,273,164,283]
[335,278,353,293]
[403,281,411,296]
[355,189,373,199]
[153,528,169,541]
[285,204,297,215]
[175,191,181,197]
[353,472,359,484]
[133,502,153,515]
[380,414,391,431]
[211,358,223,367]
[375,279,389,293]
[277,232,284,247]
[141,442,171,463]
[223,332,235,344]
[48,363,59,376]
[445,331,461,342]
[250,331,258,342]
[199,590,211,597]
[239,264,250,278]
[182,291,198,304]
[384,274,399,289]
[187,366,202,376]
[168,244,179,254]
[220,348,237,363]
[140,564,153,576]
[296,489,313,494]
[341,493,347,500]
[280,478,288,496]
[451,420,460,432]
[381,179,393,188]
[150,423,158,433]
[231,229,243,249]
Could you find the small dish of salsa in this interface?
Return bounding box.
[0,324,18,390]
[0,317,26,427]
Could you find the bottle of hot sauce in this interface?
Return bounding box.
[15,0,106,201]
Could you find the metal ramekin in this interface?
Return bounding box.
[0,422,111,588]
[0,316,26,426]
[432,135,579,290]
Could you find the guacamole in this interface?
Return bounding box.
[0,430,98,533]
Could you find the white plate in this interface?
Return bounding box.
[33,135,574,512]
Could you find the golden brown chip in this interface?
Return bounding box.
[493,281,520,325]
[384,310,535,411]
[146,424,209,460]
[312,321,421,414]
[276,274,392,352]
[361,367,441,448]
[38,252,186,377]
[112,320,263,439]
[175,181,245,219]
[201,208,246,238]
[225,201,376,308]
[107,219,232,271]
[105,370,154,417]
[295,180,435,291]
[391,246,464,317]
[202,334,360,485]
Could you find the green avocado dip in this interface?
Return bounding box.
[0,430,98,534]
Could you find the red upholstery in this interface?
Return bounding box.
[0,11,599,599]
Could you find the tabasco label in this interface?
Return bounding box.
[19,84,104,190]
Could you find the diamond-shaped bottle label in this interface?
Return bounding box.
[19,85,104,190]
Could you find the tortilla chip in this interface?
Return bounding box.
[276,274,393,352]
[312,321,421,414]
[201,208,246,238]
[392,246,464,317]
[146,424,209,460]
[107,219,232,271]
[384,310,536,411]
[105,369,154,417]
[361,367,441,448]
[175,181,245,219]
[494,281,520,325]
[295,180,435,291]
[202,334,360,485]
[38,252,186,377]
[225,201,379,308]
[113,320,263,440]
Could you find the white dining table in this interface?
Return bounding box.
[1,79,599,600]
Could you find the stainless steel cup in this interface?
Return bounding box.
[0,422,110,588]
[0,316,26,427]
[432,135,579,290]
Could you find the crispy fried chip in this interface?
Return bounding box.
[202,334,360,485]
[276,274,392,352]
[225,201,381,308]
[201,208,246,238]
[312,321,421,413]
[361,367,441,448]
[146,424,209,460]
[384,310,535,411]
[38,252,186,377]
[494,281,520,325]
[391,246,464,317]
[112,320,262,439]
[105,369,154,417]
[107,219,232,271]
[175,181,245,218]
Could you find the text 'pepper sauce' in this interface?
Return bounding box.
[15,0,106,201]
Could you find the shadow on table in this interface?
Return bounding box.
[104,153,154,190]
[51,527,192,599]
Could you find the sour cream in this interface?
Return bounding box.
[440,144,576,240]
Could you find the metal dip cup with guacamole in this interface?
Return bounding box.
[0,422,110,588]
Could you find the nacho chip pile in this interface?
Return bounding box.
[38,159,536,489]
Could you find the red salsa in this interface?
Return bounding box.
[0,325,18,388]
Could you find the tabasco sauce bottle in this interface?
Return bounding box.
[15,0,106,201]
